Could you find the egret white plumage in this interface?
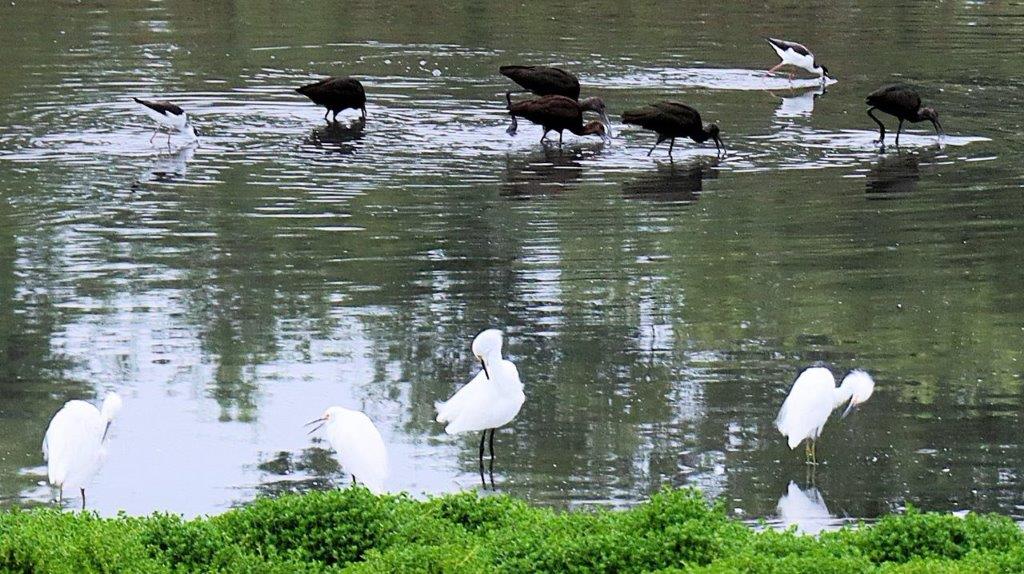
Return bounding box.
[306,406,388,493]
[777,481,832,535]
[42,392,123,508]
[775,367,874,464]
[133,97,198,146]
[765,38,831,83]
[435,329,525,487]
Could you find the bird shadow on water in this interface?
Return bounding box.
[302,119,366,154]
[620,157,720,203]
[499,145,599,199]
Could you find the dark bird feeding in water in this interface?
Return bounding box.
[500,65,581,100]
[133,97,198,147]
[506,93,609,145]
[622,102,723,157]
[295,77,366,123]
[865,84,942,147]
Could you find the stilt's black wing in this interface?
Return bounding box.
[133,97,184,116]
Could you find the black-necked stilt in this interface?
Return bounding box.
[133,98,198,146]
[621,102,724,157]
[866,84,943,147]
[500,65,581,100]
[765,38,831,82]
[295,77,366,123]
[506,93,609,145]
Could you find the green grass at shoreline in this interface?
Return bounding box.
[1,488,1022,573]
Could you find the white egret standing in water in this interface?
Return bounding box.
[306,406,388,493]
[42,392,123,508]
[775,367,874,464]
[435,329,525,488]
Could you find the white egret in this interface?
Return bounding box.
[775,367,874,464]
[42,392,123,508]
[306,406,388,493]
[435,329,525,487]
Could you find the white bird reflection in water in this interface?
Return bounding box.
[771,85,827,119]
[134,141,197,187]
[776,481,833,535]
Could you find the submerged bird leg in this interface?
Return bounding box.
[867,107,886,144]
[667,138,675,156]
[361,106,367,120]
[539,130,549,144]
[895,119,904,147]
[558,131,563,146]
[647,137,663,156]
[166,132,172,149]
[323,109,330,122]
[149,129,159,143]
[58,486,62,504]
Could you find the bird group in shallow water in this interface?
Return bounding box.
[133,37,944,157]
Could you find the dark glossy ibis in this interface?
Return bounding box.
[295,77,366,123]
[506,93,609,145]
[622,102,723,157]
[765,38,831,82]
[500,65,580,100]
[866,84,942,147]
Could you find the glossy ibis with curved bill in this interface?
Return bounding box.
[622,102,723,157]
[500,65,580,100]
[506,93,609,146]
[866,84,942,147]
[765,38,831,83]
[295,77,366,123]
[133,98,198,147]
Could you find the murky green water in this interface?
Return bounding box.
[1,1,1023,525]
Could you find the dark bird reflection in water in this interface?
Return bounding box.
[132,142,197,189]
[865,152,922,198]
[776,481,834,535]
[500,146,596,199]
[621,158,719,203]
[771,85,827,119]
[304,119,366,154]
[253,447,342,498]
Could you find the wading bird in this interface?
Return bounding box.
[43,392,123,508]
[134,98,198,147]
[622,101,723,157]
[500,65,581,100]
[435,329,525,488]
[765,38,831,83]
[295,77,367,123]
[306,406,388,493]
[506,93,609,145]
[866,84,943,147]
[776,367,875,465]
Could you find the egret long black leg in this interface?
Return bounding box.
[488,428,496,488]
[867,107,886,144]
[80,488,86,510]
[478,430,487,488]
[895,119,904,147]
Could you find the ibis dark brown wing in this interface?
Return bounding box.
[295,77,366,108]
[623,101,702,137]
[500,65,581,100]
[509,95,584,129]
[866,84,921,112]
[133,97,184,116]
[767,37,811,56]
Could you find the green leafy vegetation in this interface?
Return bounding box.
[1,488,1021,573]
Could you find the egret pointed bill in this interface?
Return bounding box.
[305,417,326,434]
[480,358,490,380]
[840,400,860,419]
